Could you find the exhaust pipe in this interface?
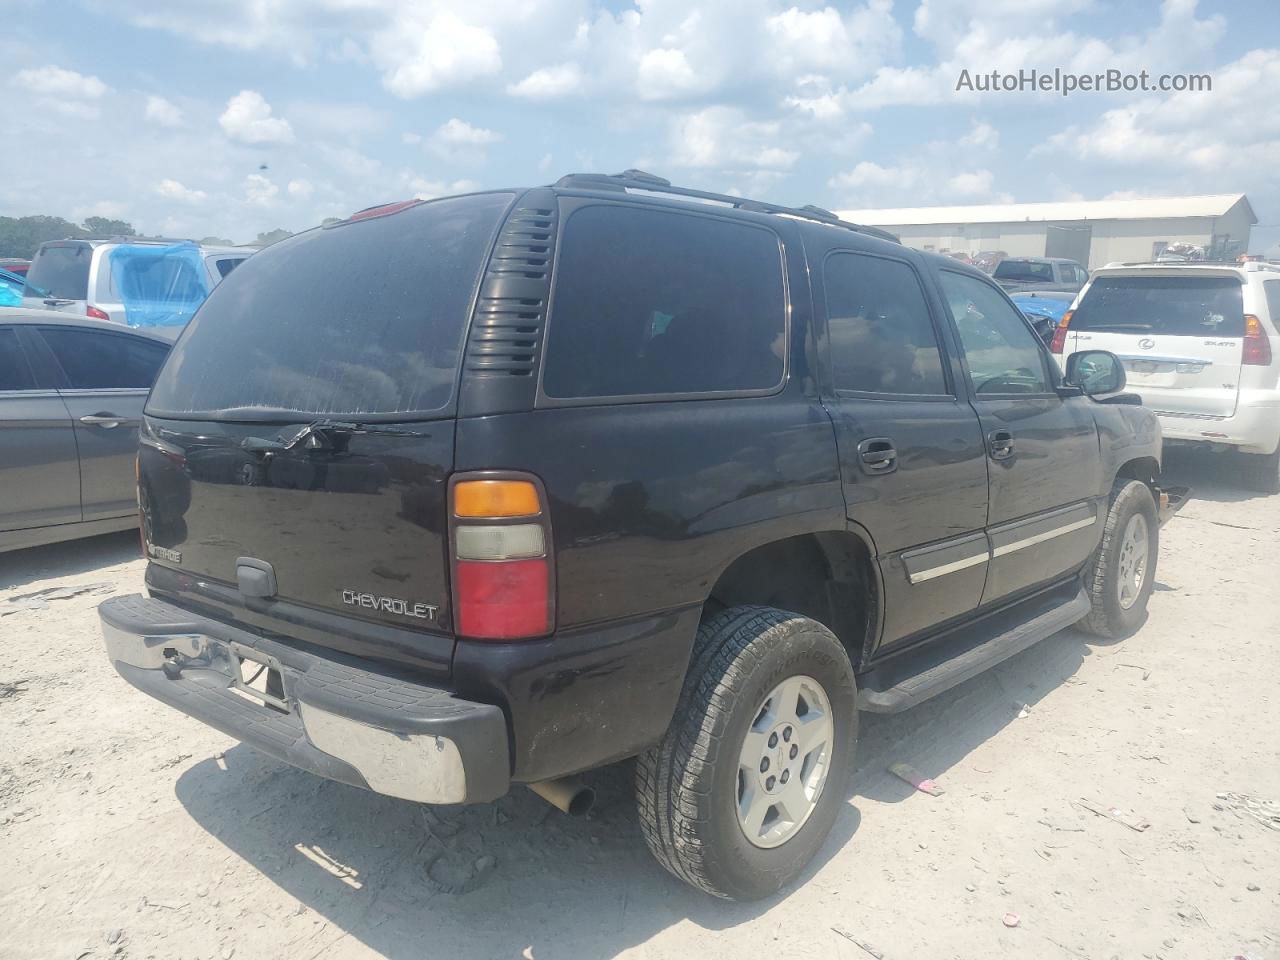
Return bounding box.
[528,777,595,816]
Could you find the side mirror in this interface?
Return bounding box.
[1065,350,1126,397]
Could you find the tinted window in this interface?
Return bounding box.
[38,328,169,389]
[147,193,511,418]
[542,205,785,398]
[939,272,1051,395]
[214,257,243,278]
[824,253,947,395]
[1264,280,1280,326]
[0,328,35,390]
[1072,276,1244,337]
[993,260,1053,283]
[23,244,91,300]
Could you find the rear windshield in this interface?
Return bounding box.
[993,260,1054,283]
[147,192,511,420]
[24,243,91,299]
[1073,276,1244,337]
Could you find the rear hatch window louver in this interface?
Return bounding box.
[463,205,558,378]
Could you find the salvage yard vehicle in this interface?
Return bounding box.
[21,237,253,328]
[1054,260,1280,492]
[0,308,170,552]
[100,171,1177,901]
[993,256,1088,295]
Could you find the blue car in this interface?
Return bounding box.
[1012,291,1072,343]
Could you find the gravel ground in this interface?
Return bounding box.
[1,448,1277,960]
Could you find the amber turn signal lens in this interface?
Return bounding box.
[453,480,541,518]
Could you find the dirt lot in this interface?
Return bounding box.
[1,449,1277,960]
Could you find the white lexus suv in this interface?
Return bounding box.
[1053,260,1280,492]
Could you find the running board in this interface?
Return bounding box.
[856,587,1090,714]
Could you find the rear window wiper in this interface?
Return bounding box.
[242,419,431,453]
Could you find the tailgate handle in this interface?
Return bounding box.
[237,557,278,599]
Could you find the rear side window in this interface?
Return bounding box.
[214,257,243,278]
[824,253,947,395]
[24,244,91,300]
[1073,276,1244,336]
[39,327,169,389]
[542,205,785,399]
[1263,280,1280,325]
[0,328,35,390]
[147,193,511,419]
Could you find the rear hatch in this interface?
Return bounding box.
[139,192,513,675]
[1066,271,1245,417]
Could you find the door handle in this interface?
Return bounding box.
[856,437,898,475]
[80,414,124,429]
[988,429,1015,460]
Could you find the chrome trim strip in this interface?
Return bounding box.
[992,515,1096,558]
[908,550,989,585]
[1118,354,1214,366]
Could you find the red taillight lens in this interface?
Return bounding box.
[455,559,550,639]
[85,304,110,321]
[450,474,554,641]
[1243,314,1272,366]
[1050,310,1072,355]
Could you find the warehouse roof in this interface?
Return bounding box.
[837,193,1255,227]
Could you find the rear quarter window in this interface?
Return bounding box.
[1073,276,1244,336]
[541,204,786,399]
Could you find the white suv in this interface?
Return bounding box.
[1053,261,1280,491]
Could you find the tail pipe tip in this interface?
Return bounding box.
[527,777,595,817]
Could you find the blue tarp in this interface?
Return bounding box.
[1010,293,1071,323]
[109,242,210,328]
[0,267,23,306]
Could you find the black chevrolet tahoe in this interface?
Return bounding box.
[100,171,1178,901]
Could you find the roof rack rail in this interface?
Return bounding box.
[75,235,199,245]
[552,170,898,243]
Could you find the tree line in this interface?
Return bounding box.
[0,215,293,259]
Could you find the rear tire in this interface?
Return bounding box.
[1241,448,1280,495]
[1077,480,1158,639]
[635,606,857,901]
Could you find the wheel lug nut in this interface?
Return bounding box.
[759,757,769,773]
[768,732,778,748]
[781,769,790,784]
[789,745,798,759]
[766,776,776,790]
[783,727,792,742]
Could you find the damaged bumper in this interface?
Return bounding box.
[99,594,509,804]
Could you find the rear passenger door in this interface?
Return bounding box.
[936,270,1103,606]
[32,326,169,521]
[0,326,81,532]
[817,250,990,649]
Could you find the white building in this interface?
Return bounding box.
[836,194,1256,269]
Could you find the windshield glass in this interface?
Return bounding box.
[147,192,512,420]
[1073,275,1244,336]
[23,243,91,299]
[993,260,1055,282]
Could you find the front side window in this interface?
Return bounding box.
[939,272,1051,395]
[38,328,169,389]
[824,252,948,396]
[542,205,786,399]
[0,328,35,391]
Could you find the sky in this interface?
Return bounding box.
[4,0,1280,250]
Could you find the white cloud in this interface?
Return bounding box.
[830,125,1013,207]
[404,175,482,200]
[637,48,702,100]
[12,65,107,99]
[287,178,314,198]
[508,63,582,100]
[155,179,207,203]
[145,95,183,127]
[219,90,294,145]
[244,173,279,205]
[371,12,501,98]
[434,117,501,146]
[671,107,798,170]
[959,121,998,148]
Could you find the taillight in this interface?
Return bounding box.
[450,475,553,640]
[1050,310,1072,355]
[1243,314,1272,366]
[85,304,110,321]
